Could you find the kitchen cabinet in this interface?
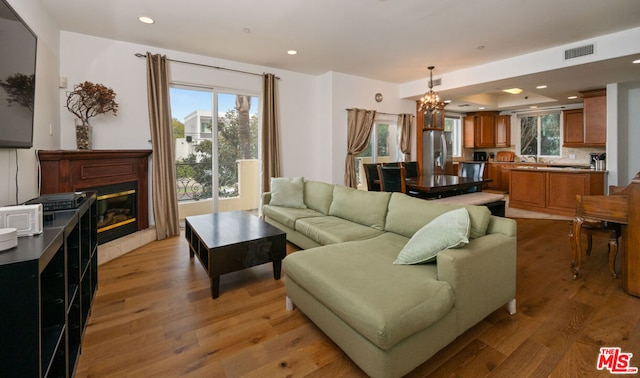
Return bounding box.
[495,115,511,147]
[487,162,536,192]
[416,101,445,131]
[416,101,447,173]
[563,109,584,146]
[463,116,475,148]
[463,111,499,148]
[582,89,606,146]
[509,167,605,216]
[486,163,501,190]
[510,170,547,209]
[499,165,511,191]
[562,89,606,147]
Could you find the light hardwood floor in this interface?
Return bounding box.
[75,218,640,377]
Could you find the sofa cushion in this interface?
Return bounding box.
[270,177,306,208]
[385,193,490,239]
[284,235,455,351]
[295,216,384,245]
[329,185,391,230]
[304,180,334,214]
[262,204,324,230]
[394,208,470,265]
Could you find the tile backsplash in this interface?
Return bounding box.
[462,146,606,165]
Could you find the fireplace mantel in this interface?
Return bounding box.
[38,149,152,232]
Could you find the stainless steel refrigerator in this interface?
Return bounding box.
[422,129,454,176]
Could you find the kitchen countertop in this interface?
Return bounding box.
[509,165,606,173]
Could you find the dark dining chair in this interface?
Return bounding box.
[458,162,485,193]
[363,163,381,191]
[401,161,419,178]
[377,165,407,193]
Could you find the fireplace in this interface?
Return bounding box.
[94,181,138,244]
[38,150,152,244]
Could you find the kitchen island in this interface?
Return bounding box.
[509,167,607,217]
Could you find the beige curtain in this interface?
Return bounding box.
[261,73,281,192]
[398,113,414,161]
[344,108,376,188]
[146,52,180,240]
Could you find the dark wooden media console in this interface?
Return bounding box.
[0,193,97,377]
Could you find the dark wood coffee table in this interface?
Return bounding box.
[185,211,286,298]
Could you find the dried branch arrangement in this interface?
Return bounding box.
[65,81,118,124]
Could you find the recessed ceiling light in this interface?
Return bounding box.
[243,28,251,34]
[138,16,154,24]
[479,106,486,110]
[633,59,640,64]
[444,100,452,104]
[530,106,538,109]
[536,85,548,89]
[287,50,298,55]
[568,95,578,100]
[503,88,523,95]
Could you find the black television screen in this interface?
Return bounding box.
[0,0,37,149]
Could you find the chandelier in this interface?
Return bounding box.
[419,66,447,113]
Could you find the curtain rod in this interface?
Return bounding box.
[134,53,279,79]
[345,108,408,117]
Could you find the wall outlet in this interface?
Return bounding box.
[569,154,576,159]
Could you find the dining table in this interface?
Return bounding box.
[405,174,492,198]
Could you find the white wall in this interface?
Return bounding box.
[58,32,417,189]
[327,72,416,185]
[623,83,640,183]
[605,81,640,188]
[0,0,60,206]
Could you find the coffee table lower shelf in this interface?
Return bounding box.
[185,211,286,298]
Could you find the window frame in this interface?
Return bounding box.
[169,83,261,210]
[517,111,562,158]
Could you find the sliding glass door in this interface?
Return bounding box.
[171,85,259,213]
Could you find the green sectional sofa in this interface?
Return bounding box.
[262,179,517,378]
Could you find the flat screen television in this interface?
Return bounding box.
[0,0,37,149]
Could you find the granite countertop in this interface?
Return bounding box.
[510,165,606,173]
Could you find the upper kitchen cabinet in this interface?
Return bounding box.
[563,89,606,147]
[495,115,511,147]
[562,108,584,146]
[582,89,606,146]
[463,111,498,148]
[417,101,445,130]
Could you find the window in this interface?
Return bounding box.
[355,119,401,188]
[171,86,259,205]
[444,115,462,157]
[519,113,561,157]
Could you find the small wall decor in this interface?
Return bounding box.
[375,93,383,102]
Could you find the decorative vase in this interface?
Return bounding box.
[75,119,92,150]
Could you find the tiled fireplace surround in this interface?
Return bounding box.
[38,150,156,265]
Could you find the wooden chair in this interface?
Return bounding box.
[458,162,485,193]
[377,165,406,193]
[363,163,381,191]
[401,161,419,178]
[569,193,628,279]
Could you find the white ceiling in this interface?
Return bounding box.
[39,0,640,111]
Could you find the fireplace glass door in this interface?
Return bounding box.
[95,181,138,244]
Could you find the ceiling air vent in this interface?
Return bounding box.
[564,44,595,60]
[432,78,442,87]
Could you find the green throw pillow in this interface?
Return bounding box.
[270,177,306,208]
[394,208,470,265]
